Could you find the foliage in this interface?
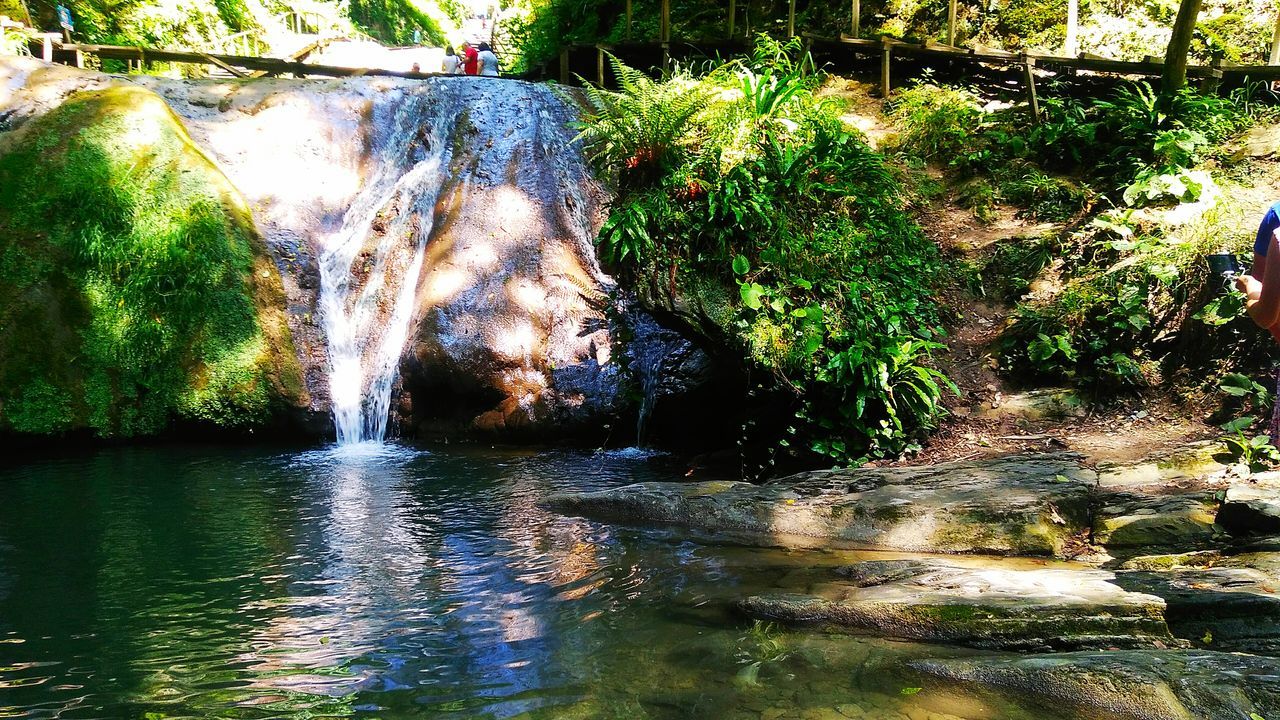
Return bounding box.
[889,78,984,161]
[572,54,714,194]
[1219,416,1280,472]
[0,86,304,437]
[576,37,952,466]
[0,26,32,56]
[21,0,455,63]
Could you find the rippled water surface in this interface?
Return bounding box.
[0,444,1086,719]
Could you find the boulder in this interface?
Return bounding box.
[546,454,1096,555]
[912,650,1280,720]
[1216,477,1280,536]
[739,559,1173,651]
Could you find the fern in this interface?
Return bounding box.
[571,54,711,186]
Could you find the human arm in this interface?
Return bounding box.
[1241,231,1280,329]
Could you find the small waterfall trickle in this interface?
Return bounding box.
[317,85,455,445]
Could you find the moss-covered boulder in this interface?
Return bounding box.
[0,85,307,438]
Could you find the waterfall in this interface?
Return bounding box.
[317,84,454,445]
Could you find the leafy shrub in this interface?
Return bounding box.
[889,78,984,162]
[576,40,952,466]
[1001,170,1091,221]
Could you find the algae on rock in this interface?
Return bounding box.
[0,85,306,437]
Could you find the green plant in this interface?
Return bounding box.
[578,43,951,467]
[1220,416,1280,472]
[1001,170,1091,221]
[889,78,984,162]
[571,54,713,189]
[1,26,31,56]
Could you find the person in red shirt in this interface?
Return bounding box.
[460,42,479,76]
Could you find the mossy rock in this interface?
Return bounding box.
[0,85,306,437]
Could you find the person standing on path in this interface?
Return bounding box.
[461,42,479,76]
[1236,199,1280,441]
[477,43,499,76]
[442,46,460,74]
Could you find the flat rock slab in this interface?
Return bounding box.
[1217,477,1280,536]
[1114,568,1280,653]
[545,454,1096,556]
[739,559,1173,651]
[912,650,1280,720]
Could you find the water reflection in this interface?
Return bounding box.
[0,445,1086,719]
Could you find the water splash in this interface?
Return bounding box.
[317,84,455,445]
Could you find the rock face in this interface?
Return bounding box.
[547,454,1096,555]
[912,650,1280,720]
[740,559,1174,651]
[0,57,718,441]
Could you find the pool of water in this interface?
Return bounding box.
[0,443,1089,719]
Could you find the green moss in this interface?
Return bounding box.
[0,85,305,438]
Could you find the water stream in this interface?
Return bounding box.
[317,85,454,445]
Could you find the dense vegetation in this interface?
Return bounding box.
[6,0,461,56]
[886,72,1278,409]
[574,38,953,467]
[499,0,1278,78]
[0,86,306,437]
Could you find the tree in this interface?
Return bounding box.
[1160,0,1202,95]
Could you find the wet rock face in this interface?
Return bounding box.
[912,650,1280,720]
[395,80,619,439]
[546,454,1097,555]
[741,559,1175,651]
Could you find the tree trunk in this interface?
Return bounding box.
[1161,0,1202,96]
[1270,5,1280,65]
[1064,0,1078,56]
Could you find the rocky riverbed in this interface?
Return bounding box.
[546,443,1280,720]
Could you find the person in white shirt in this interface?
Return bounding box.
[442,46,460,74]
[477,43,499,77]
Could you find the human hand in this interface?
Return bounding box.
[1238,273,1263,301]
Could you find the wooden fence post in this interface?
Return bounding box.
[851,0,860,38]
[661,0,670,43]
[559,46,569,84]
[40,34,51,62]
[880,37,892,97]
[1021,53,1040,124]
[788,0,796,38]
[596,45,605,87]
[947,0,957,46]
[625,0,632,40]
[1201,57,1223,94]
[728,0,735,38]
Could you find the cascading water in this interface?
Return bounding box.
[317,84,455,445]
